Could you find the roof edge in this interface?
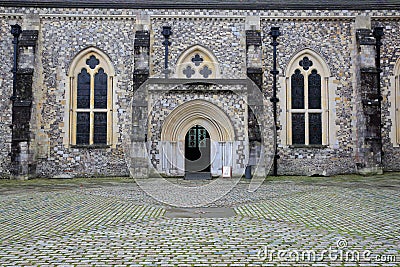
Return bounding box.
[0,1,399,10]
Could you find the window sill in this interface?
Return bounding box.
[289,144,328,149]
[71,144,111,149]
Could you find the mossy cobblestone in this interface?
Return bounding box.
[0,176,399,266]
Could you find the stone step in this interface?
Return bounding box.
[184,172,212,180]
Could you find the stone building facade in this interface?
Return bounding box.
[0,1,399,179]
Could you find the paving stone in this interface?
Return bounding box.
[0,178,399,266]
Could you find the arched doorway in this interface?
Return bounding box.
[160,99,237,177]
[185,125,211,173]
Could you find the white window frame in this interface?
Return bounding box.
[67,48,115,147]
[285,50,331,146]
[395,70,400,145]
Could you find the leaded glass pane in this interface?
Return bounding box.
[308,69,321,109]
[77,68,90,109]
[188,129,196,148]
[94,68,108,109]
[292,113,305,145]
[198,128,207,148]
[299,56,313,71]
[94,112,107,144]
[199,66,212,78]
[191,54,204,66]
[309,113,322,145]
[291,69,304,109]
[76,112,90,144]
[183,65,195,78]
[86,55,100,69]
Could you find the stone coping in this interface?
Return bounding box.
[1,0,399,10]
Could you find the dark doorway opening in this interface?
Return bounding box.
[185,125,211,175]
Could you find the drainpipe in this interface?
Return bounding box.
[269,26,281,176]
[10,24,22,102]
[10,24,22,176]
[162,25,172,78]
[373,26,384,166]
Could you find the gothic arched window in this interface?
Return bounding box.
[286,51,330,146]
[68,48,114,146]
[175,45,220,79]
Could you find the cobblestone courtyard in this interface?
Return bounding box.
[0,174,399,266]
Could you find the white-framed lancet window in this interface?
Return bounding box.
[68,47,115,146]
[285,49,330,146]
[394,59,400,145]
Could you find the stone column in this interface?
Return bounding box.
[354,16,383,175]
[10,15,39,179]
[133,15,150,91]
[245,16,263,177]
[128,16,152,178]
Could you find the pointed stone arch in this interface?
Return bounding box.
[65,46,116,147]
[285,48,331,77]
[174,45,221,79]
[280,48,334,147]
[161,99,235,142]
[160,99,236,176]
[68,46,115,76]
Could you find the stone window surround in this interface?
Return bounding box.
[66,47,116,148]
[392,58,400,146]
[174,45,221,79]
[282,49,331,147]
